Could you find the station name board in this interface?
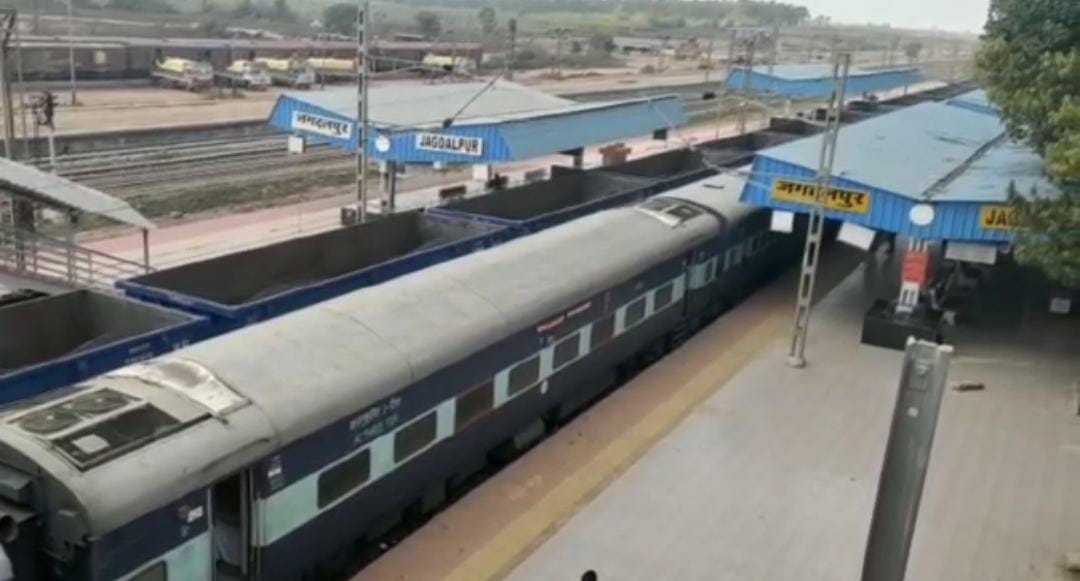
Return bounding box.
[770,179,872,215]
[292,112,352,140]
[979,205,1021,231]
[415,132,484,157]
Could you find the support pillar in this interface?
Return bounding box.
[471,163,493,182]
[383,161,397,214]
[896,238,930,315]
[141,228,150,271]
[561,147,585,169]
[65,210,76,284]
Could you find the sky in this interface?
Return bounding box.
[798,0,991,33]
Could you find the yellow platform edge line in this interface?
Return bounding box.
[445,313,788,581]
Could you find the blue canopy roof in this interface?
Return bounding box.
[739,90,1060,243]
[268,80,686,164]
[725,64,921,99]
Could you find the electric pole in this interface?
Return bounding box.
[786,52,851,369]
[355,0,370,222]
[504,18,516,80]
[704,38,714,83]
[767,24,779,76]
[736,36,756,136]
[67,0,77,106]
[725,28,737,87]
[0,9,16,160]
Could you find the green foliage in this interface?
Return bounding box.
[978,0,1080,288]
[108,0,177,13]
[977,0,1080,153]
[588,33,615,54]
[323,3,357,36]
[232,0,253,17]
[903,41,922,62]
[391,0,810,28]
[1010,183,1080,288]
[415,10,442,39]
[478,6,496,35]
[273,0,296,22]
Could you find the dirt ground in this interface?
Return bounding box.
[17,50,968,135]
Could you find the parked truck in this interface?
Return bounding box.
[222,59,272,90]
[256,57,316,89]
[152,57,214,91]
[421,54,477,75]
[306,56,356,82]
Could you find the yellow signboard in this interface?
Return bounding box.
[979,205,1021,231]
[770,179,872,215]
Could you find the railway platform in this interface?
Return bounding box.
[504,262,1080,581]
[356,252,1080,581]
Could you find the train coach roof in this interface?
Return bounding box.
[655,170,754,221]
[0,199,724,534]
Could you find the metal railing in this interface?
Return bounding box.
[0,225,151,291]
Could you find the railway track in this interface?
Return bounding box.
[44,81,724,196]
[43,76,936,198]
[75,147,353,194]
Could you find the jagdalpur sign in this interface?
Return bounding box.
[770,179,872,214]
[979,205,1021,231]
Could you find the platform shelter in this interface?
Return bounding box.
[738,89,1061,344]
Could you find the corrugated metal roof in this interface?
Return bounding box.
[270,80,685,163]
[0,158,154,229]
[725,65,921,99]
[493,97,685,160]
[280,81,575,130]
[739,93,1061,242]
[756,101,1006,201]
[945,89,1000,117]
[931,139,1060,203]
[732,63,918,81]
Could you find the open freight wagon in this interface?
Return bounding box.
[428,169,657,233]
[0,290,207,404]
[429,117,823,234]
[118,210,507,330]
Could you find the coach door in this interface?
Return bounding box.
[210,471,256,580]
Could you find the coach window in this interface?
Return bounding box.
[508,356,541,396]
[553,334,581,370]
[394,412,438,464]
[129,562,167,581]
[624,297,647,329]
[318,448,371,508]
[456,380,494,431]
[654,283,674,310]
[591,314,615,349]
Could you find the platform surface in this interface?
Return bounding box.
[507,265,1080,581]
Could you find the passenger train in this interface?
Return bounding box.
[0,177,801,580]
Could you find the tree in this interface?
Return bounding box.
[323,3,357,36]
[232,0,253,17]
[273,0,295,22]
[903,41,923,64]
[588,33,616,54]
[478,6,496,36]
[109,0,176,13]
[977,0,1080,287]
[416,11,442,39]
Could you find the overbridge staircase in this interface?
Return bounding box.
[0,199,150,293]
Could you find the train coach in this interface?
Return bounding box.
[0,175,803,581]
